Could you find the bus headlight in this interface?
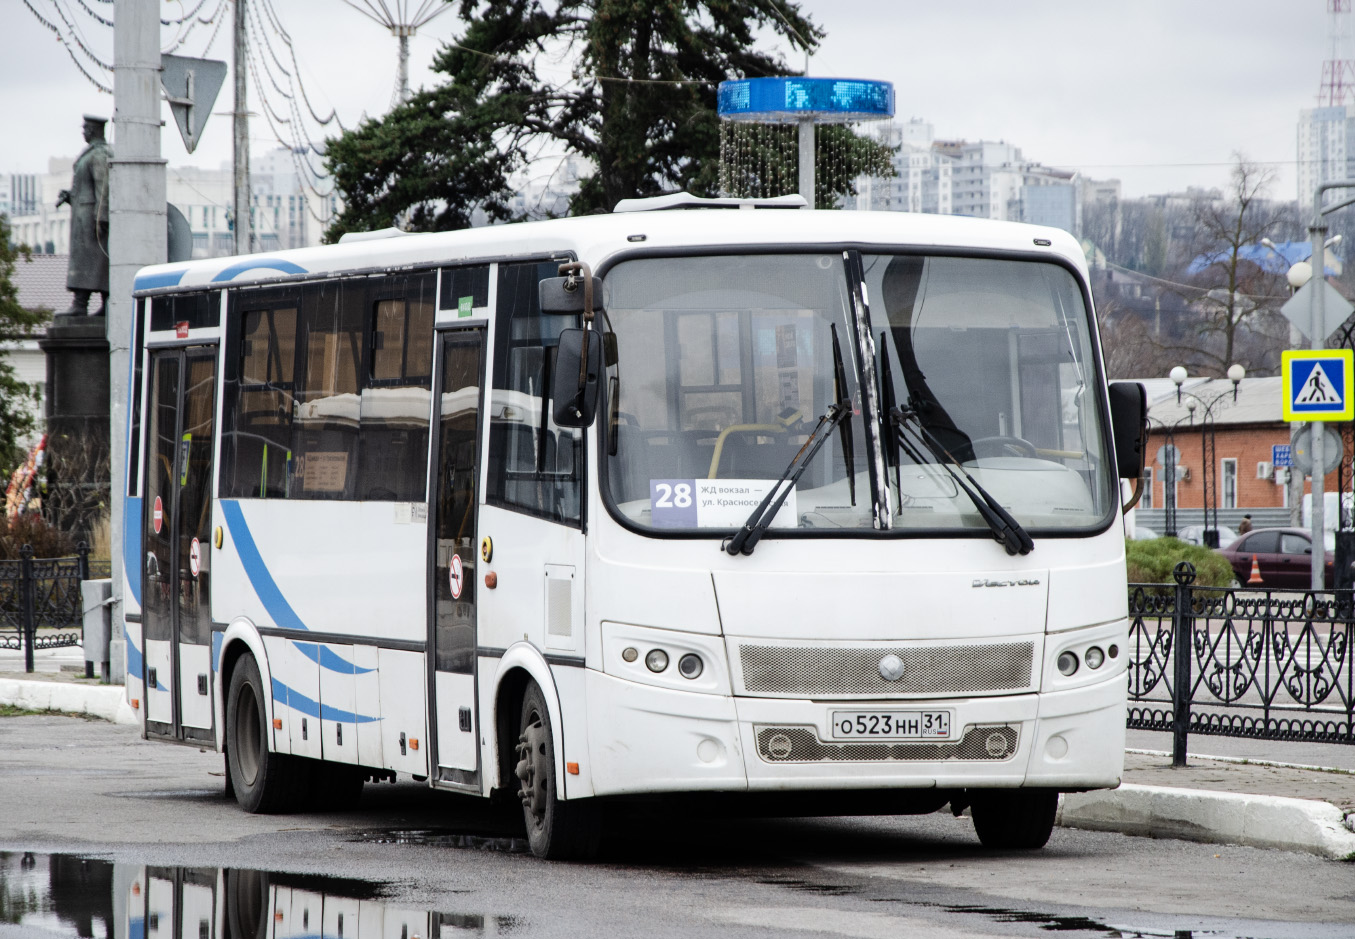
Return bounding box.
[645,649,670,673]
[677,653,704,679]
[1057,651,1079,676]
[1085,646,1105,669]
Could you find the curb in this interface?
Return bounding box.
[0,678,138,725]
[1059,783,1355,860]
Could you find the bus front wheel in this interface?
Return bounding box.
[226,654,308,813]
[513,680,601,860]
[970,788,1058,850]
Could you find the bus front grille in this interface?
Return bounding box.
[754,724,1019,763]
[737,642,1035,697]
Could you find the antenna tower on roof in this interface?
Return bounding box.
[1319,0,1355,107]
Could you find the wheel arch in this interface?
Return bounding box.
[214,619,273,753]
[489,643,568,797]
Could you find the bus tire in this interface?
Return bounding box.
[224,868,269,939]
[970,788,1058,850]
[226,654,307,814]
[513,680,601,860]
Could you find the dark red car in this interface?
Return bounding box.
[1219,527,1334,589]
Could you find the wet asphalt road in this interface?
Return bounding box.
[1,714,1352,939]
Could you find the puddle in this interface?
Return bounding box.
[0,852,519,938]
[349,829,529,854]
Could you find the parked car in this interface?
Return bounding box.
[1130,526,1159,541]
[1219,527,1334,589]
[1175,524,1238,549]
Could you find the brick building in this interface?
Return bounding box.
[1135,376,1341,532]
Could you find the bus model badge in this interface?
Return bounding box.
[878,654,905,682]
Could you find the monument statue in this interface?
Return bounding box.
[56,115,112,316]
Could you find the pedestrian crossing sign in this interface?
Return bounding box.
[1282,349,1355,421]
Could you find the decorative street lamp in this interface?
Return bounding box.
[1169,365,1245,548]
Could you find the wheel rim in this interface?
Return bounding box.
[514,708,550,829]
[234,680,262,786]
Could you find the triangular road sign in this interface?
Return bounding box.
[161,54,227,154]
[1295,362,1340,404]
[1282,349,1355,421]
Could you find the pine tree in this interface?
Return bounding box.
[0,215,45,475]
[323,0,892,239]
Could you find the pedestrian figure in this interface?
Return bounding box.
[1238,514,1252,535]
[1307,369,1330,401]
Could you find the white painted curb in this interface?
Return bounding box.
[1059,783,1355,860]
[0,678,138,725]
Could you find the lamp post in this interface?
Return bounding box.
[1147,414,1191,538]
[1301,182,1355,588]
[1169,365,1245,548]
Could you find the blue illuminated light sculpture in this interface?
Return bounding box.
[717,76,895,206]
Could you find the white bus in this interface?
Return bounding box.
[122,196,1147,858]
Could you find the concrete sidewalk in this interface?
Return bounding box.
[2,660,1353,859]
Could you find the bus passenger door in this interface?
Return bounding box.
[142,346,218,742]
[428,328,485,787]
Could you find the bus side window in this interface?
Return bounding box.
[291,280,363,500]
[224,301,298,498]
[354,273,435,501]
[486,261,584,526]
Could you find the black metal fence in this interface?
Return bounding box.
[1128,561,1354,764]
[0,544,110,673]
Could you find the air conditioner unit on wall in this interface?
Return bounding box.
[1258,462,1273,480]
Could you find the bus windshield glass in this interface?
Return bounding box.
[601,252,1113,535]
[867,253,1111,533]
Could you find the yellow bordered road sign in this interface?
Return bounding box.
[1282,349,1355,421]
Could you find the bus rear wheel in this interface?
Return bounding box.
[970,788,1058,850]
[226,653,308,813]
[513,680,601,860]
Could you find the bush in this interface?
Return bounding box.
[1126,536,1235,588]
[0,513,77,560]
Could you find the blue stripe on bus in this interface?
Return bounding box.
[125,624,144,680]
[210,258,308,282]
[128,918,145,939]
[271,677,380,724]
[219,500,308,632]
[212,631,223,673]
[133,270,186,291]
[124,496,142,606]
[294,641,374,674]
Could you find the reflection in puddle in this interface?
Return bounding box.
[0,853,518,938]
[349,831,528,854]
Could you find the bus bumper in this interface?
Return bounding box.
[584,668,1125,797]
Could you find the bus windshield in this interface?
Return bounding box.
[601,251,1113,537]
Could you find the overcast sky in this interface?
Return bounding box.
[1,0,1334,202]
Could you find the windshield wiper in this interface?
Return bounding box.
[889,405,1034,557]
[724,323,856,557]
[722,401,849,556]
[832,323,856,506]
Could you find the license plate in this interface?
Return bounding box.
[830,710,952,740]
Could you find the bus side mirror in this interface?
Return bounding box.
[1109,381,1148,479]
[540,276,604,315]
[552,328,603,427]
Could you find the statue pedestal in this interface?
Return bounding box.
[39,315,111,541]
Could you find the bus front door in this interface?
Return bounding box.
[141,346,218,743]
[428,328,485,788]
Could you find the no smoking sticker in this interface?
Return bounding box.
[189,538,201,577]
[152,496,164,534]
[449,554,464,599]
